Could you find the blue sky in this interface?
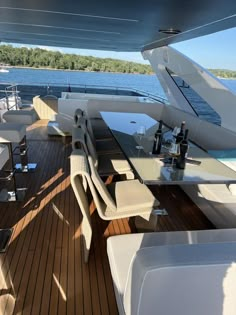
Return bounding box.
[2,27,236,70]
[172,27,236,70]
[54,27,236,70]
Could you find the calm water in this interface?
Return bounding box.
[1,68,236,124]
[1,67,236,97]
[0,68,165,99]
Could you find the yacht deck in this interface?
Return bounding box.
[0,120,214,315]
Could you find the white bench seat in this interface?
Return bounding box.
[3,109,38,125]
[0,123,26,143]
[107,230,236,315]
[181,159,236,228]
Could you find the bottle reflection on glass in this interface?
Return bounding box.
[175,121,185,144]
[170,169,184,181]
[152,120,163,155]
[176,129,189,169]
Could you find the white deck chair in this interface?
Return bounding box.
[84,149,159,220]
[84,112,112,140]
[76,116,120,154]
[70,150,92,263]
[74,108,112,140]
[72,127,134,179]
[70,149,160,261]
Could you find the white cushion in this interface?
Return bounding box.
[0,123,26,143]
[3,109,37,125]
[182,157,236,227]
[107,179,159,212]
[124,243,236,315]
[107,229,236,315]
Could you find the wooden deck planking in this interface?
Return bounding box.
[0,121,215,315]
[0,141,48,315]
[2,140,52,314]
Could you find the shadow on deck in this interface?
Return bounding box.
[0,120,214,315]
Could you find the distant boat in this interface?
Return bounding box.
[0,68,9,73]
[0,64,9,72]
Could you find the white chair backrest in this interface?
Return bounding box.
[70,150,91,229]
[83,129,99,167]
[75,117,99,167]
[77,113,97,146]
[87,154,116,212]
[70,149,90,218]
[72,150,116,219]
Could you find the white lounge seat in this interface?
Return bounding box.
[0,123,26,143]
[0,122,37,172]
[107,229,236,315]
[3,109,38,125]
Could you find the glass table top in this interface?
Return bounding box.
[101,112,236,185]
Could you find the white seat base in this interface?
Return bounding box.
[0,123,26,143]
[107,229,236,315]
[3,109,37,125]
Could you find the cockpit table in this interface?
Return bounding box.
[101,112,236,185]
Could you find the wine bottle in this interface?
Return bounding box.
[175,121,185,144]
[176,129,189,169]
[152,120,163,155]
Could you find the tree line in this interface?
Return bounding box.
[209,69,236,79]
[0,45,153,74]
[1,45,235,77]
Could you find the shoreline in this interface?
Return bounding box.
[11,66,236,79]
[12,66,154,75]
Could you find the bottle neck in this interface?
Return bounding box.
[183,129,189,140]
[180,121,185,132]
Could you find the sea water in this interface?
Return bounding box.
[1,68,236,124]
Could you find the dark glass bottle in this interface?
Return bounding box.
[152,120,163,155]
[176,129,189,169]
[175,121,185,144]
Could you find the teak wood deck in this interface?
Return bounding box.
[0,120,214,315]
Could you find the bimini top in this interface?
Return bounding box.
[1,0,236,51]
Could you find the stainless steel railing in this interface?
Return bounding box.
[0,82,169,105]
[0,84,22,110]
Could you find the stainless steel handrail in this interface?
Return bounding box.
[2,84,21,110]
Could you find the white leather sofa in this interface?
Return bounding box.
[107,230,236,315]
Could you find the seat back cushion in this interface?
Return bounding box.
[124,242,236,315]
[87,154,116,211]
